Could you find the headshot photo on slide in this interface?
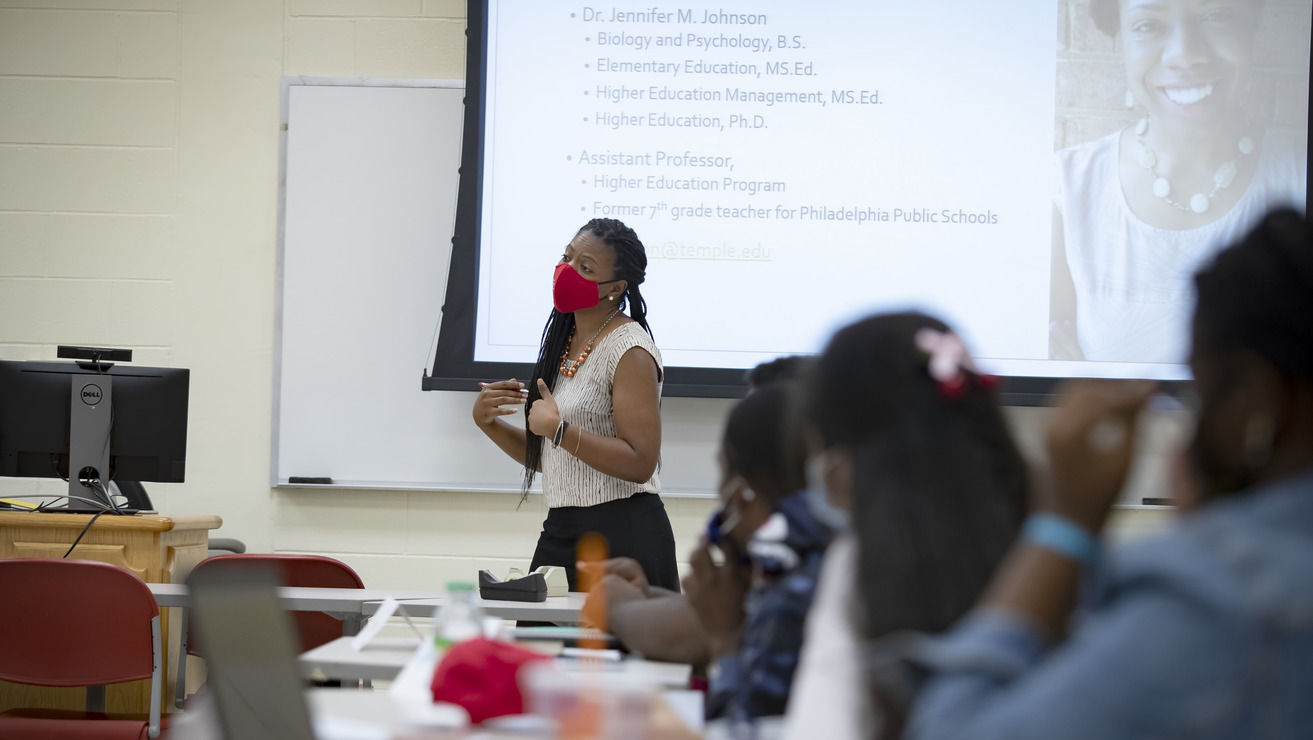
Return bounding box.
[1049,0,1308,364]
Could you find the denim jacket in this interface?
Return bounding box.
[706,491,832,723]
[906,468,1313,740]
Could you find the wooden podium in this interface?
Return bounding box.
[0,511,222,715]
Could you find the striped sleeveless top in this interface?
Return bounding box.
[541,321,663,508]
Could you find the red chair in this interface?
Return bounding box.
[174,553,366,707]
[0,558,162,739]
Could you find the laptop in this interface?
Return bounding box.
[187,561,317,740]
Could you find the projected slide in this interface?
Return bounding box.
[473,0,1309,380]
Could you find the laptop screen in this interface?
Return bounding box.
[187,562,317,740]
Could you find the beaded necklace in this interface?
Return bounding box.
[559,307,622,378]
[1132,117,1254,215]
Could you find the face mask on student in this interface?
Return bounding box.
[804,454,851,531]
[706,486,800,572]
[707,475,752,554]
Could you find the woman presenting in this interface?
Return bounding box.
[472,218,678,592]
[1050,0,1306,363]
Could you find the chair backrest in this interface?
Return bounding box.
[0,558,159,687]
[187,553,365,653]
[110,480,153,512]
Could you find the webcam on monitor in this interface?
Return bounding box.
[57,345,133,372]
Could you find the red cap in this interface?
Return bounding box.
[430,638,551,724]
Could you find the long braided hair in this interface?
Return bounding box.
[521,218,652,498]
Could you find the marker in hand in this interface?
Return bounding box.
[473,380,528,428]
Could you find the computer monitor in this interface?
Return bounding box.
[0,359,189,512]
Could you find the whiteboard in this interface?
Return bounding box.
[271,79,725,495]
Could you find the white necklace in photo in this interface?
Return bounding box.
[1132,117,1254,215]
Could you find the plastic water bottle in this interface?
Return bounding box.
[433,581,484,651]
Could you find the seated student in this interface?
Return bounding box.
[905,208,1313,740]
[783,312,1029,740]
[683,379,830,725]
[579,357,811,668]
[580,358,828,726]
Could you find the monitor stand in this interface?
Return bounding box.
[65,374,114,512]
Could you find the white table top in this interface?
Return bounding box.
[301,635,425,682]
[362,593,588,623]
[172,686,703,740]
[149,583,441,610]
[300,635,692,689]
[147,583,586,623]
[302,686,705,739]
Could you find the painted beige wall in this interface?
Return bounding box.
[0,0,1176,591]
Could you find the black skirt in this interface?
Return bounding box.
[529,492,680,593]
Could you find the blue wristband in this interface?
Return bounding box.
[1023,513,1098,566]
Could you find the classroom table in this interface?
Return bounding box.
[149,583,419,633]
[304,687,706,738]
[300,636,424,682]
[170,686,705,739]
[147,583,589,630]
[360,593,589,623]
[299,635,693,688]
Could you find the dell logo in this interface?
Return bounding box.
[80,384,103,406]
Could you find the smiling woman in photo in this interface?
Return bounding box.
[1050,0,1306,363]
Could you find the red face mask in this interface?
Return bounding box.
[553,263,621,313]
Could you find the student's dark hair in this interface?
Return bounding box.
[744,355,811,388]
[722,359,811,504]
[521,218,653,498]
[802,312,1028,639]
[1193,207,1313,381]
[1090,0,1264,36]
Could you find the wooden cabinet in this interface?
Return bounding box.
[0,512,222,715]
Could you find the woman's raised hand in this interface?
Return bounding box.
[528,378,563,438]
[471,379,525,430]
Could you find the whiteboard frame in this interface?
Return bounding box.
[271,76,467,492]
